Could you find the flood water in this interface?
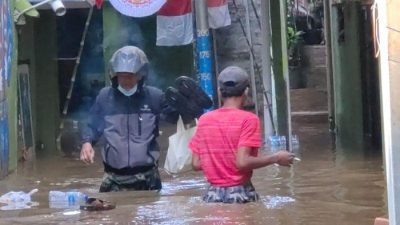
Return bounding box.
[0,121,386,225]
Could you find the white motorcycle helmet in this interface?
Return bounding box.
[109,46,149,87]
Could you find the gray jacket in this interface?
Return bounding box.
[82,85,176,174]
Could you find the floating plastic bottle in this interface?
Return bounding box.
[267,135,300,151]
[0,189,38,204]
[48,191,88,209]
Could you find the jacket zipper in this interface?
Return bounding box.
[138,113,142,136]
[127,97,131,167]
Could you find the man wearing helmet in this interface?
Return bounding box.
[80,46,179,192]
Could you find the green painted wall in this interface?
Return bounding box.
[103,2,123,80]
[331,2,364,149]
[18,21,34,118]
[18,18,37,162]
[103,3,124,82]
[8,0,19,172]
[32,12,60,154]
[19,14,60,156]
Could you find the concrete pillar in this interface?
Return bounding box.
[270,0,292,149]
[378,0,400,223]
[323,0,335,131]
[8,0,19,172]
[260,0,274,138]
[33,11,60,154]
[330,2,363,149]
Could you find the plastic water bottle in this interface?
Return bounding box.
[268,135,281,152]
[268,134,300,151]
[279,136,287,147]
[268,136,280,147]
[0,189,38,204]
[292,134,300,149]
[49,191,88,209]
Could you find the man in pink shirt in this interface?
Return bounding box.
[189,66,294,203]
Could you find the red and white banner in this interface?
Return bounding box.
[95,0,104,9]
[156,0,193,46]
[109,0,166,18]
[207,0,231,29]
[156,0,231,46]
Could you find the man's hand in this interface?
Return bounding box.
[273,151,295,167]
[80,142,95,164]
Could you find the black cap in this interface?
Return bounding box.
[218,66,249,96]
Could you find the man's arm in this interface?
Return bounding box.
[80,91,105,164]
[192,153,202,171]
[80,142,95,164]
[236,147,295,171]
[81,91,105,145]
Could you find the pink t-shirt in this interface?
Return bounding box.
[189,108,262,187]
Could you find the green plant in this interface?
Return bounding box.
[286,0,304,67]
[287,26,303,66]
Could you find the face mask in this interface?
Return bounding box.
[117,85,138,96]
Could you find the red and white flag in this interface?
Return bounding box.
[156,0,193,46]
[207,0,231,29]
[156,0,231,46]
[95,0,104,9]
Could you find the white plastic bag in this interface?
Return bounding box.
[0,189,38,204]
[164,116,197,174]
[0,189,39,210]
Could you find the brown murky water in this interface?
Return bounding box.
[0,121,386,225]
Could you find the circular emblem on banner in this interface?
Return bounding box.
[109,0,167,18]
